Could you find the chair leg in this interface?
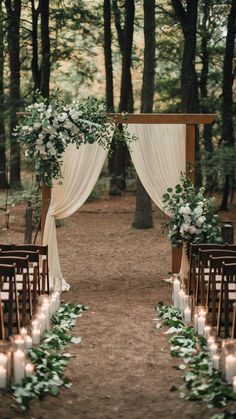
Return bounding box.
[8,279,13,337]
[231,301,236,338]
[22,274,27,327]
[42,260,46,294]
[14,278,20,333]
[212,275,217,326]
[224,282,229,338]
[0,296,5,340]
[32,267,38,314]
[217,281,224,337]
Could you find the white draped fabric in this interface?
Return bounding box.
[128,124,186,213]
[43,142,109,291]
[43,123,187,291]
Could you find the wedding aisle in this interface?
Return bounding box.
[0,193,230,418]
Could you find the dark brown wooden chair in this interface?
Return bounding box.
[217,263,236,338]
[0,264,20,338]
[196,249,236,306]
[207,256,236,325]
[12,244,50,294]
[0,256,32,326]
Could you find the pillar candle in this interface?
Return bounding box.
[38,313,46,336]
[0,353,7,369]
[184,307,191,324]
[233,376,236,392]
[178,289,185,311]
[0,366,7,388]
[197,315,206,335]
[13,349,25,385]
[212,354,220,370]
[31,319,40,330]
[183,294,189,310]
[225,354,236,383]
[173,278,180,308]
[20,327,27,337]
[25,363,34,377]
[194,314,198,331]
[204,325,211,338]
[24,335,33,350]
[14,336,25,351]
[210,343,218,355]
[32,328,40,345]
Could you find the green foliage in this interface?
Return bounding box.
[156,302,236,414]
[162,175,222,250]
[11,303,88,410]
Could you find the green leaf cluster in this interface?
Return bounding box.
[156,302,236,415]
[11,303,88,410]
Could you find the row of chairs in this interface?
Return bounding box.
[0,243,49,339]
[188,243,236,338]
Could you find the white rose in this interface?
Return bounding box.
[36,139,43,146]
[183,214,191,224]
[194,206,203,216]
[181,223,189,232]
[182,206,191,215]
[198,201,204,207]
[64,121,73,129]
[38,133,45,140]
[179,206,185,214]
[189,226,197,234]
[196,216,206,227]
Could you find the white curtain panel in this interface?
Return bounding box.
[43,142,109,291]
[128,124,186,213]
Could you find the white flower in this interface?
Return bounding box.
[182,205,191,215]
[64,121,73,129]
[189,226,197,235]
[57,112,68,122]
[183,214,191,224]
[34,122,41,129]
[194,206,203,216]
[36,139,43,146]
[181,223,189,232]
[198,201,204,207]
[196,216,206,227]
[38,133,45,140]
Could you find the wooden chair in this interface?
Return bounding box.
[0,264,20,338]
[0,256,32,325]
[12,244,50,294]
[0,250,40,312]
[189,243,236,297]
[196,249,236,306]
[217,263,236,338]
[207,255,236,325]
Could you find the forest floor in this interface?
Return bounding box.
[0,191,236,419]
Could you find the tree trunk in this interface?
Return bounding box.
[5,0,21,188]
[171,0,201,186]
[31,0,41,93]
[220,0,236,210]
[40,0,50,98]
[133,0,155,229]
[111,0,134,195]
[0,0,7,189]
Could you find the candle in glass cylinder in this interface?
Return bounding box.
[31,319,40,330]
[0,353,7,369]
[32,328,40,345]
[38,313,46,336]
[14,335,25,351]
[24,335,32,350]
[204,325,211,338]
[233,376,236,392]
[210,343,218,355]
[197,315,206,335]
[184,307,191,324]
[20,327,27,337]
[25,363,34,377]
[178,289,185,311]
[225,354,236,383]
[0,366,7,388]
[212,354,220,370]
[14,349,25,384]
[194,314,198,331]
[173,278,181,308]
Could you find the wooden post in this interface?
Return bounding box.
[41,180,51,243]
[186,124,196,183]
[172,124,196,273]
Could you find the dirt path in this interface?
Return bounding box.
[0,193,231,418]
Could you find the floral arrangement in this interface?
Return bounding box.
[162,175,222,249]
[15,94,115,187]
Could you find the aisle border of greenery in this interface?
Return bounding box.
[11,303,89,410]
[156,302,236,419]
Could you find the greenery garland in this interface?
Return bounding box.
[156,302,236,419]
[11,303,88,410]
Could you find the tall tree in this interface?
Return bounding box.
[103,0,116,179]
[0,0,7,188]
[220,0,236,210]
[40,0,50,98]
[5,0,21,188]
[31,0,41,93]
[110,0,134,194]
[133,0,155,229]
[171,0,201,186]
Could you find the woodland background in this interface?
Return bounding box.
[0,0,235,230]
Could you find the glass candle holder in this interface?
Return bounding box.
[0,340,12,386]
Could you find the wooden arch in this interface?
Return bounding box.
[18,112,218,272]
